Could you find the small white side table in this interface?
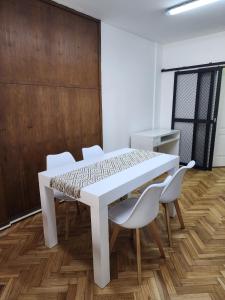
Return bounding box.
[131,129,180,155]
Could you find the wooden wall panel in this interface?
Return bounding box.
[0,0,101,222]
[0,0,99,88]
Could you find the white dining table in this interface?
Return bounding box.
[38,148,179,288]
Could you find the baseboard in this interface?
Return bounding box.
[0,208,42,231]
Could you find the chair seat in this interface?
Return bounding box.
[109,197,138,225]
[53,190,76,202]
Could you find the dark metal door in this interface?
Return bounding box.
[172,67,222,170]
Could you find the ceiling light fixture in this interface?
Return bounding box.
[167,0,221,15]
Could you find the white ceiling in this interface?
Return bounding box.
[56,0,225,44]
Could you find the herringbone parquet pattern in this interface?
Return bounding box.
[1,168,225,299]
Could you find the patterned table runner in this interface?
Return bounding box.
[50,150,162,199]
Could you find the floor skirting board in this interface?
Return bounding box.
[0,208,42,231]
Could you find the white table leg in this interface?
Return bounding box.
[168,162,179,218]
[39,175,58,248]
[90,203,110,288]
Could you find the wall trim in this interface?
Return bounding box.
[0,208,42,231]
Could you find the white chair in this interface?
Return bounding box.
[82,145,104,161]
[109,178,170,284]
[47,152,80,240]
[160,161,195,246]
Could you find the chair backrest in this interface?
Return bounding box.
[82,145,104,161]
[46,152,76,170]
[160,160,195,203]
[122,178,170,229]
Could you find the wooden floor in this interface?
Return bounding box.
[1,168,225,299]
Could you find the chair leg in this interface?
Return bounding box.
[136,228,142,285]
[130,229,133,240]
[164,203,173,247]
[65,202,70,240]
[148,220,165,258]
[130,229,137,252]
[110,224,121,252]
[174,199,185,229]
[76,201,81,215]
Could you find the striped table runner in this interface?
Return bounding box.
[50,150,162,199]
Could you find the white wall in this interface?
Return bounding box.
[101,23,159,152]
[159,31,225,128]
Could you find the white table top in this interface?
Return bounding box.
[39,148,179,206]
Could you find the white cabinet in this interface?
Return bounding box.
[131,129,180,155]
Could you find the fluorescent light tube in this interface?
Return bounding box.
[167,0,220,15]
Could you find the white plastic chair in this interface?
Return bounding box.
[82,145,104,161]
[160,161,195,246]
[47,151,75,170]
[109,178,170,284]
[47,152,80,240]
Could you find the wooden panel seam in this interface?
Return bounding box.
[0,81,100,90]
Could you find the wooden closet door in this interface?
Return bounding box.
[0,0,102,222]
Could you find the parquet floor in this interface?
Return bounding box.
[1,168,225,299]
